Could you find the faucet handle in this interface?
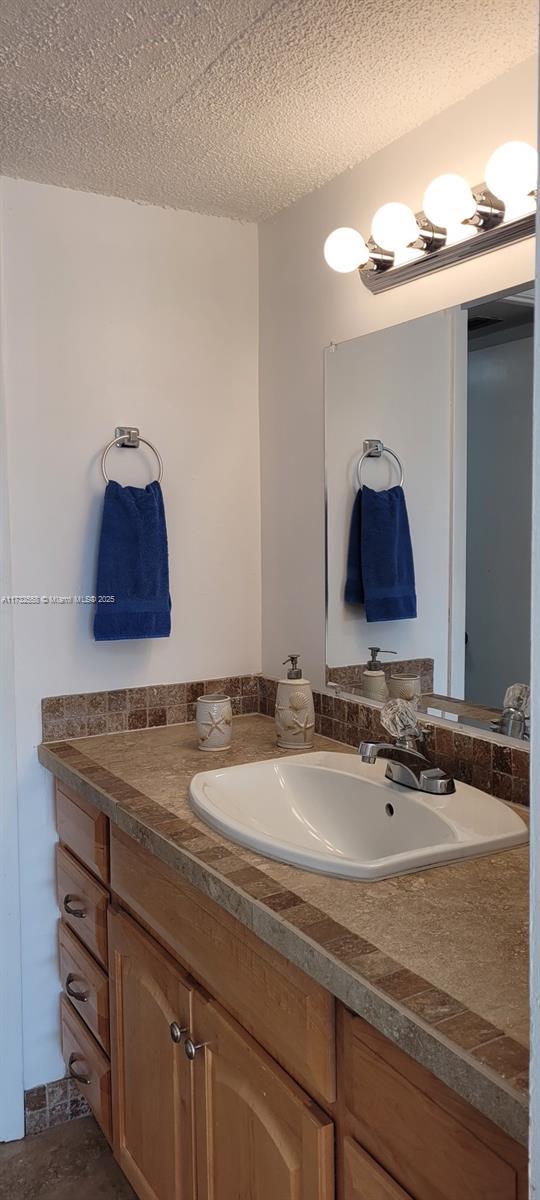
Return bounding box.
[380,699,421,740]
[503,683,530,718]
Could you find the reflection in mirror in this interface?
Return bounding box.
[325,284,533,741]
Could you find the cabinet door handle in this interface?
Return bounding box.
[63,894,87,919]
[184,1038,207,1061]
[65,973,89,1003]
[170,1022,188,1044]
[68,1052,91,1086]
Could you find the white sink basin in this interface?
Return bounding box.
[189,751,528,880]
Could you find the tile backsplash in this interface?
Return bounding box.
[258,677,530,807]
[42,673,529,806]
[25,1077,89,1135]
[41,675,259,742]
[327,657,434,694]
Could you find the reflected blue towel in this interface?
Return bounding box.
[344,488,364,605]
[94,481,171,641]
[360,485,416,622]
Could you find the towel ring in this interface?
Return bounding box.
[356,440,404,490]
[101,435,164,484]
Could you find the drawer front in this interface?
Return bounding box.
[61,995,112,1143]
[56,781,109,884]
[59,922,110,1054]
[56,844,109,968]
[341,1010,524,1200]
[110,826,336,1106]
[344,1136,412,1200]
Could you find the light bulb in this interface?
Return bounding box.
[323,227,370,272]
[443,223,478,247]
[392,246,425,267]
[423,174,476,227]
[485,141,538,203]
[502,192,537,223]
[371,203,418,252]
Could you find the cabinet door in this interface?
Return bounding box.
[341,1009,525,1200]
[343,1137,413,1200]
[191,989,334,1200]
[109,909,195,1200]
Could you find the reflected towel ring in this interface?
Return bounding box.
[356,440,404,490]
[101,435,164,484]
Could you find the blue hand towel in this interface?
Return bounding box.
[344,488,364,605]
[360,485,416,622]
[94,480,171,641]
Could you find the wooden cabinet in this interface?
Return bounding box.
[343,1137,412,1200]
[110,826,335,1107]
[339,1009,527,1200]
[56,843,109,968]
[190,988,334,1200]
[109,908,334,1200]
[48,773,528,1200]
[109,909,195,1200]
[56,782,109,883]
[61,995,112,1143]
[55,781,112,1141]
[59,922,110,1053]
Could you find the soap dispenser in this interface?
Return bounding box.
[275,655,315,749]
[362,647,396,702]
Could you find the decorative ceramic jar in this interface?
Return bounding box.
[362,670,389,702]
[196,693,233,751]
[274,656,315,750]
[388,674,421,703]
[275,681,315,748]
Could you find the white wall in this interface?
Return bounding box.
[325,311,463,692]
[0,211,24,1139]
[0,177,260,1088]
[259,57,538,688]
[529,68,540,1199]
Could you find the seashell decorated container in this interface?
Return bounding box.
[196,693,233,752]
[362,670,388,702]
[388,674,421,703]
[275,655,315,750]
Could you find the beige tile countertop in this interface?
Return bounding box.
[38,714,529,1144]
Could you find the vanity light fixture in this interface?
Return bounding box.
[324,141,537,293]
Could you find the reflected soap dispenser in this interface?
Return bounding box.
[275,655,315,749]
[362,647,396,702]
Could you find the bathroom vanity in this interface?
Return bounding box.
[40,715,528,1200]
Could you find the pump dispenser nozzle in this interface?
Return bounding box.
[283,655,302,680]
[366,647,397,671]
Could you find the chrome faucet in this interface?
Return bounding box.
[358,700,455,796]
[492,683,530,741]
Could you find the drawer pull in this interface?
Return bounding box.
[184,1038,207,1060]
[65,973,89,1003]
[170,1022,188,1044]
[63,894,87,919]
[68,1052,91,1086]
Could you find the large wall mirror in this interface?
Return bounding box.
[324,283,533,740]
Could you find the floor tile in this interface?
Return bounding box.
[0,1116,135,1199]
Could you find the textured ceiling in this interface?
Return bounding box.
[0,0,537,220]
